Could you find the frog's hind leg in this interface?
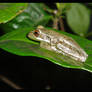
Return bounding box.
[40,42,52,51]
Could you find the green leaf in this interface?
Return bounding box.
[0,27,92,72]
[0,3,28,23]
[66,3,90,37]
[0,3,52,33]
[56,3,71,17]
[56,3,71,11]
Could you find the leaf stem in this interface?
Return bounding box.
[56,3,65,31]
[52,17,59,30]
[43,7,55,14]
[59,16,65,31]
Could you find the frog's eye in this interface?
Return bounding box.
[33,30,39,37]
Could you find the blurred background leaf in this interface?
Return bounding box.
[0,3,28,24]
[66,3,90,37]
[0,3,52,33]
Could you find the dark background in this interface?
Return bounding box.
[0,3,92,91]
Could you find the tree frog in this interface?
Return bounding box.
[28,25,88,62]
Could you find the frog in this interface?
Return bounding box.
[27,25,88,62]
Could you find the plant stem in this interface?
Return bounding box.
[59,16,65,31]
[52,17,59,30]
[56,3,65,31]
[43,7,55,14]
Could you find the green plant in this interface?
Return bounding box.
[0,3,92,72]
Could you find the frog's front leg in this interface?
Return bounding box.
[40,42,52,51]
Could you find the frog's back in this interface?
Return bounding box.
[45,29,88,62]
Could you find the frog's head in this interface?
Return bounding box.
[28,25,46,41]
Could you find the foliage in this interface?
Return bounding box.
[0,3,92,73]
